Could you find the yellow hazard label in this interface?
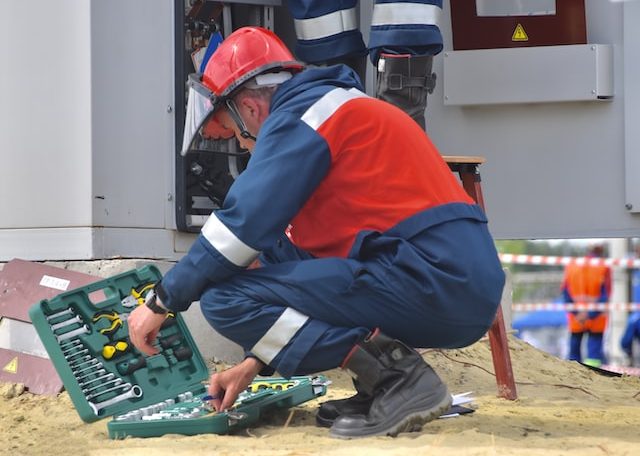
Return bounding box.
[2,357,18,374]
[512,23,529,42]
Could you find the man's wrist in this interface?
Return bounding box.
[145,288,169,315]
[244,356,266,377]
[244,355,274,376]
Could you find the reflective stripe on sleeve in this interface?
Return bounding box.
[251,308,309,364]
[301,88,369,131]
[201,213,259,267]
[372,2,442,27]
[293,7,358,41]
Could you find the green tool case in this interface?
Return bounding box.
[28,265,328,439]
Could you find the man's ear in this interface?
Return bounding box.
[239,96,260,120]
[240,96,269,123]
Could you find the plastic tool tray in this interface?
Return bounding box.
[29,265,329,439]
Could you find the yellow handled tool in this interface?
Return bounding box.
[102,339,130,360]
[92,310,128,337]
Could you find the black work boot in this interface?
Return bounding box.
[375,54,436,130]
[330,329,451,439]
[315,380,373,428]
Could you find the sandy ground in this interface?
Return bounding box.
[2,335,639,456]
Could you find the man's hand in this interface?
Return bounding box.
[127,304,167,356]
[208,357,264,412]
[575,311,589,324]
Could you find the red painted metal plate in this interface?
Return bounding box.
[0,259,101,395]
[0,348,63,395]
[0,258,100,323]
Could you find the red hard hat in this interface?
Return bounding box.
[202,26,304,98]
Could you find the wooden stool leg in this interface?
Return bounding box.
[458,164,518,400]
[488,306,518,399]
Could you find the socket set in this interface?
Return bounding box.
[107,376,329,439]
[28,265,328,438]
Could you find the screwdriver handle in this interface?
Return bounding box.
[174,346,193,362]
[159,334,182,350]
[118,356,147,375]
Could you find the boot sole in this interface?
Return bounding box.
[315,413,334,428]
[329,386,452,439]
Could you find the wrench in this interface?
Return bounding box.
[76,368,107,382]
[80,372,115,388]
[83,378,123,395]
[56,325,90,343]
[60,339,82,352]
[68,355,92,367]
[89,385,143,416]
[63,346,87,357]
[65,349,90,362]
[73,360,102,376]
[86,382,132,401]
[51,315,83,332]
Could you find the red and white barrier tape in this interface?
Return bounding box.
[512,302,640,312]
[499,253,640,269]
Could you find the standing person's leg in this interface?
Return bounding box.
[375,54,435,129]
[568,331,584,362]
[369,0,443,129]
[285,0,368,82]
[583,313,607,366]
[585,332,605,367]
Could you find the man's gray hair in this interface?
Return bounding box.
[235,85,278,102]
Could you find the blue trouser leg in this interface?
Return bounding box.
[569,332,583,362]
[285,0,366,64]
[200,257,370,377]
[200,218,503,378]
[586,332,605,364]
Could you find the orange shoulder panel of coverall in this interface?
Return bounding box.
[563,263,611,333]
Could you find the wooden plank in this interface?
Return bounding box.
[443,155,486,165]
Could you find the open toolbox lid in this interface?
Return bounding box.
[28,265,209,422]
[28,265,329,438]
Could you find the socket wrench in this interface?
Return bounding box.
[51,315,83,332]
[89,385,143,416]
[56,325,90,343]
[46,308,74,321]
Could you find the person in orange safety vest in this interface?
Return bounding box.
[561,245,611,367]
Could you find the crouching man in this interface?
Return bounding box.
[128,27,505,438]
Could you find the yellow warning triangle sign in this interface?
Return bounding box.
[3,357,18,374]
[512,23,529,42]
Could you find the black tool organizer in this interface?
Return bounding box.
[29,265,328,438]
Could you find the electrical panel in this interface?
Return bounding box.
[174,0,288,233]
